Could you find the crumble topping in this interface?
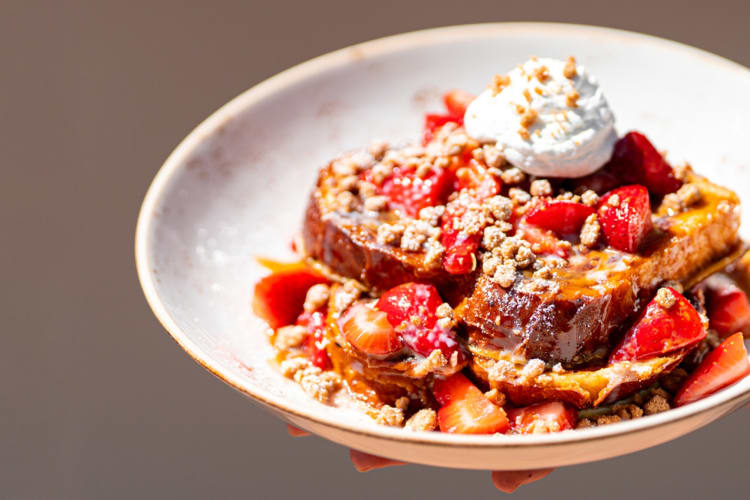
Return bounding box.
[418,205,445,226]
[509,187,532,205]
[404,408,437,431]
[484,388,507,407]
[482,225,507,251]
[529,179,553,197]
[423,239,445,269]
[607,193,621,207]
[303,283,330,312]
[375,403,405,426]
[368,140,389,161]
[562,56,577,79]
[521,358,546,381]
[413,349,448,378]
[274,325,308,350]
[566,90,579,108]
[580,214,601,248]
[654,287,677,309]
[280,357,340,402]
[332,280,362,312]
[500,167,526,185]
[662,183,703,214]
[580,189,600,207]
[491,74,511,95]
[482,145,506,168]
[377,223,404,246]
[364,195,388,212]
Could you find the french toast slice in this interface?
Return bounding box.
[458,174,741,366]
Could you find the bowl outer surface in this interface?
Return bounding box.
[136,23,750,470]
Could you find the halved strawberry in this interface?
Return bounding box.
[252,270,327,329]
[369,165,453,218]
[376,282,464,361]
[608,131,682,196]
[597,185,653,253]
[434,373,510,434]
[705,277,750,338]
[610,287,706,362]
[525,200,595,236]
[674,332,750,407]
[507,401,578,434]
[297,310,331,370]
[443,89,475,118]
[340,302,403,357]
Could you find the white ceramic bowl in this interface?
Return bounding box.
[136,23,750,470]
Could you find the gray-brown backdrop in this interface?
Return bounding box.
[3,1,749,498]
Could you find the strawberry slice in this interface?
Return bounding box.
[434,373,510,434]
[297,310,331,370]
[340,302,403,357]
[253,270,327,329]
[443,89,475,118]
[369,165,453,218]
[608,131,682,196]
[507,401,578,434]
[525,200,595,236]
[674,332,750,407]
[705,277,750,338]
[376,283,464,361]
[610,287,706,362]
[597,185,653,253]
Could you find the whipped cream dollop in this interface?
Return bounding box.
[464,57,616,178]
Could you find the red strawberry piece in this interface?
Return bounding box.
[297,310,331,370]
[674,332,750,407]
[609,287,706,362]
[515,221,570,259]
[340,302,403,357]
[608,131,682,196]
[442,89,475,119]
[434,373,510,434]
[370,164,453,218]
[705,277,750,338]
[507,401,578,434]
[525,200,595,236]
[252,270,327,329]
[597,185,653,253]
[376,282,464,362]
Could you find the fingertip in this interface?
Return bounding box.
[491,468,553,493]
[349,449,405,472]
[286,424,310,437]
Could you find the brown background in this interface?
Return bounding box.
[3,1,749,498]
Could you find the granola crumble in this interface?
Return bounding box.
[580,214,601,248]
[482,226,506,251]
[405,409,437,431]
[654,287,677,309]
[377,223,404,245]
[500,167,526,185]
[562,56,577,79]
[530,179,553,197]
[509,187,532,205]
[303,284,330,312]
[375,404,405,426]
[413,349,448,377]
[484,388,507,407]
[274,325,308,350]
[580,189,600,207]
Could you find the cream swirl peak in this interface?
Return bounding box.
[464,57,617,178]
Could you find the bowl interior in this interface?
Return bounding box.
[137,23,750,455]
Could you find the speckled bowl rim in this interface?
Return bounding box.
[135,22,750,449]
